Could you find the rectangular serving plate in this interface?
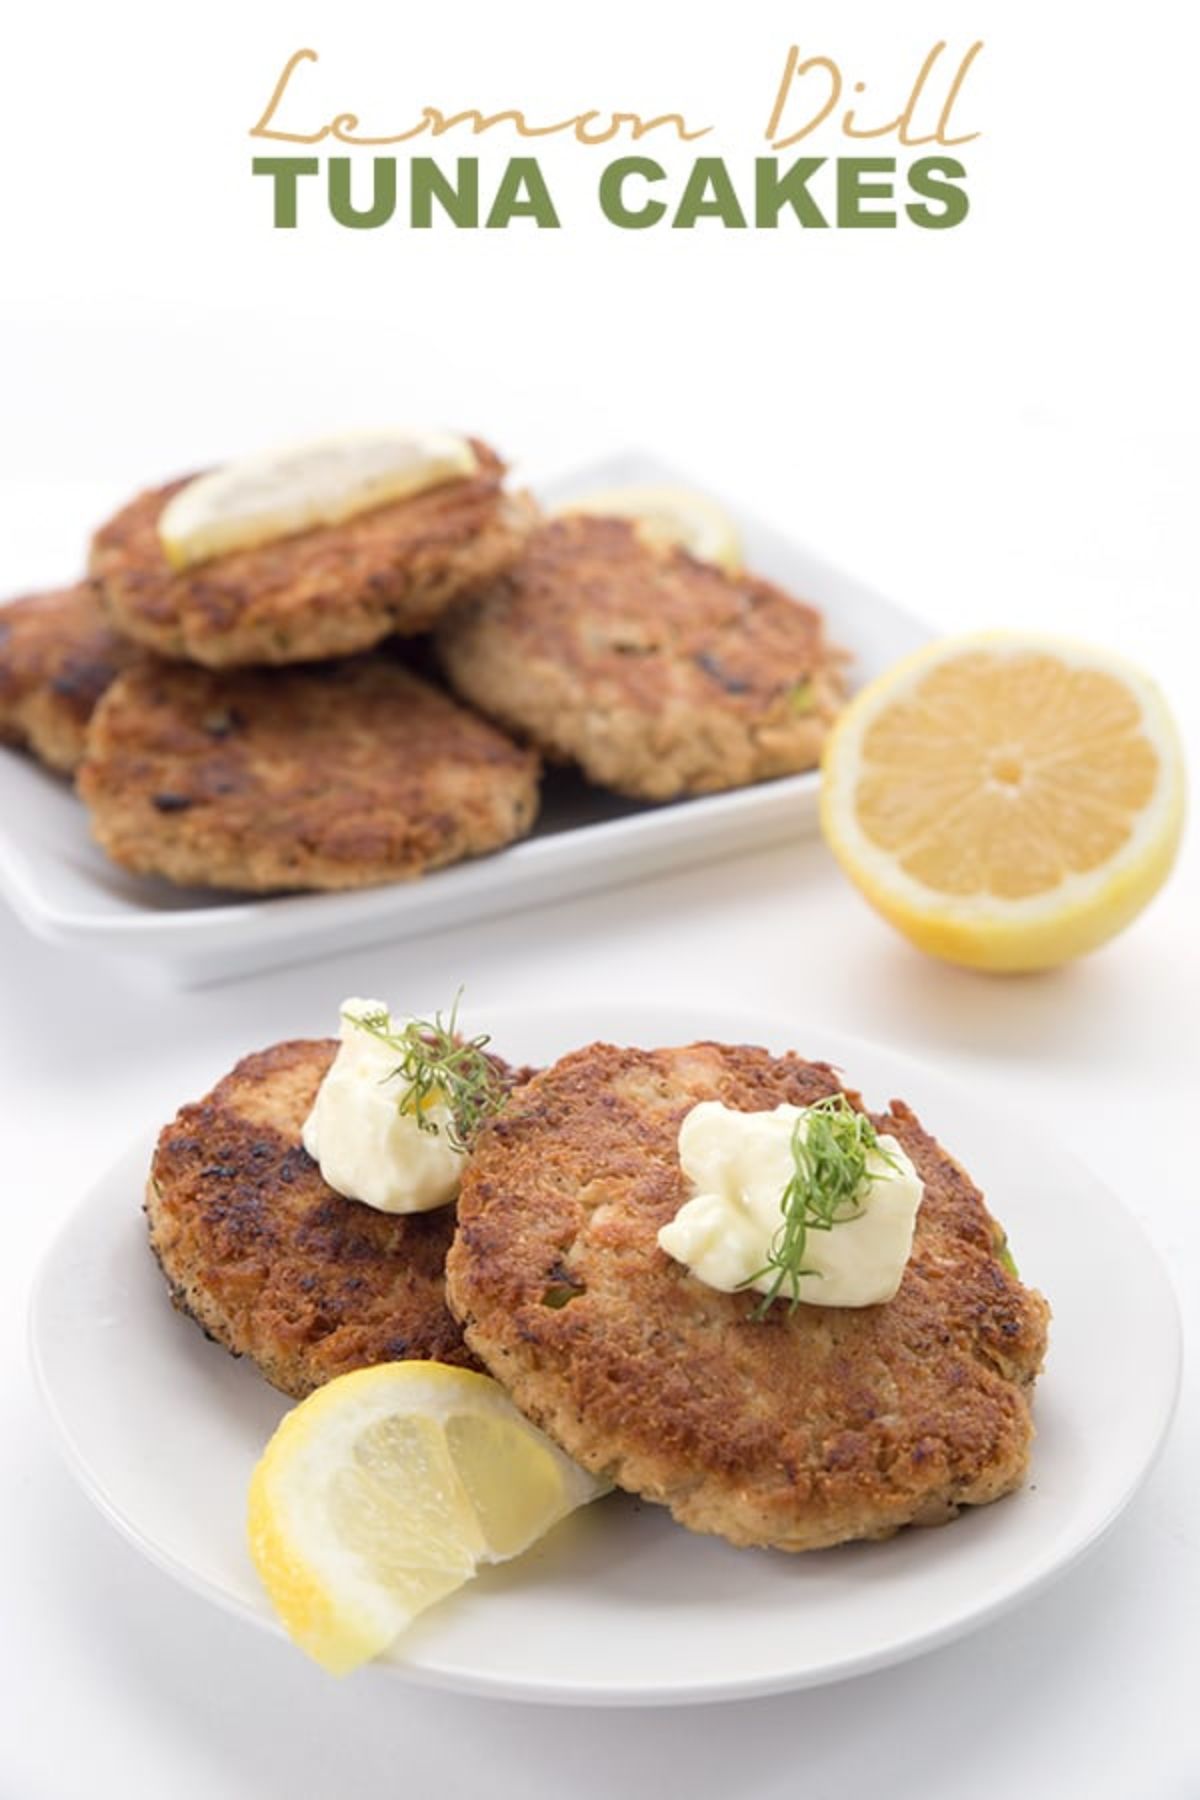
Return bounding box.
[0,454,929,985]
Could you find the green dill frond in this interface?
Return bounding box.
[746,1093,898,1318]
[345,990,506,1153]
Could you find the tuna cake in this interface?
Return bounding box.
[435,514,846,801]
[445,1041,1050,1553]
[0,582,138,774]
[76,656,541,892]
[90,441,535,668]
[146,1038,490,1399]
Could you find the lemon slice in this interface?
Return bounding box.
[820,632,1185,971]
[247,1361,607,1675]
[559,483,742,572]
[158,429,479,570]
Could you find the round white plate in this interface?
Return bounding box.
[29,1001,1181,1706]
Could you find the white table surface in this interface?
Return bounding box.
[4,0,1198,1782]
[3,743,1197,1796]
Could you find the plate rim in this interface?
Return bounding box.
[26,1003,1185,1705]
[0,767,823,942]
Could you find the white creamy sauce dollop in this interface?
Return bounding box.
[657,1100,923,1307]
[301,998,461,1213]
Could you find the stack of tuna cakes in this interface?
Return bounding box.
[0,434,848,894]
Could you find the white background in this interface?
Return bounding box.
[2,2,1197,1796]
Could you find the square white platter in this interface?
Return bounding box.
[0,455,928,986]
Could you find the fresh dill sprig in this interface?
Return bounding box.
[346,990,506,1153]
[746,1093,898,1318]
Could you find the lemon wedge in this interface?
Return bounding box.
[820,632,1185,971]
[247,1361,607,1675]
[158,429,479,570]
[559,483,742,572]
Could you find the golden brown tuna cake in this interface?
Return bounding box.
[445,1040,1050,1553]
[76,655,541,892]
[146,1038,488,1400]
[436,514,846,800]
[0,582,138,774]
[90,440,536,668]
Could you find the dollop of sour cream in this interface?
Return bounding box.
[657,1101,923,1307]
[301,998,461,1213]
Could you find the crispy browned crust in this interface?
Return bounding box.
[0,582,138,773]
[445,1041,1051,1552]
[146,1038,484,1398]
[89,440,537,667]
[76,656,541,892]
[436,515,847,800]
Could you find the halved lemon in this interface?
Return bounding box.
[820,632,1185,971]
[558,483,742,572]
[158,428,479,570]
[247,1361,607,1675]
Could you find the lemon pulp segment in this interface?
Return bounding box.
[247,1361,607,1674]
[159,429,479,570]
[558,482,742,572]
[820,633,1185,971]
